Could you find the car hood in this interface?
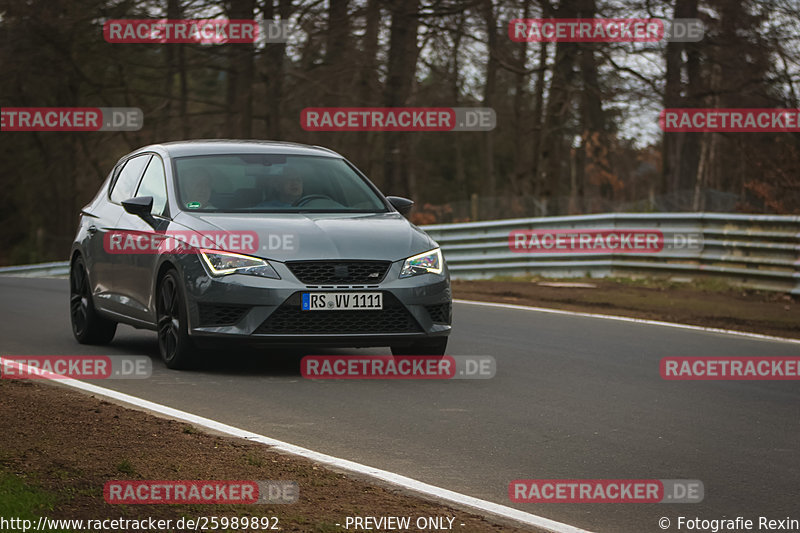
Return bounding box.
[171,211,436,262]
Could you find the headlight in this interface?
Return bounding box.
[400,248,443,278]
[199,249,280,279]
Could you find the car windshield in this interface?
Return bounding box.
[173,154,388,213]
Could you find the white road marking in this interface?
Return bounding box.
[455,299,800,345]
[0,357,592,533]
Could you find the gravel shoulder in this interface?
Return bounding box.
[0,378,544,533]
[452,277,800,339]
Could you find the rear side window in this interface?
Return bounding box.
[135,155,168,216]
[110,154,151,204]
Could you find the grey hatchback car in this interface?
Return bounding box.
[70,140,452,369]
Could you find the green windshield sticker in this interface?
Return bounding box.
[186,201,201,209]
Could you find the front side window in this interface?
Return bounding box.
[172,154,387,213]
[135,155,168,216]
[110,154,152,204]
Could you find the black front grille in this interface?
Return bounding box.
[286,261,390,285]
[425,302,452,324]
[198,304,250,326]
[255,292,422,334]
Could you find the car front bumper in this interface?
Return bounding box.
[178,256,452,347]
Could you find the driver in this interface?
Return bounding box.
[257,169,304,207]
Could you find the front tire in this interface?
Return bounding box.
[70,256,117,345]
[157,270,196,369]
[391,337,448,356]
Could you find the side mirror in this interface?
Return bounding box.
[122,196,153,217]
[387,196,414,216]
[121,196,160,228]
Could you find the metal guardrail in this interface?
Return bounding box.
[2,213,799,293]
[0,261,70,277]
[422,213,800,295]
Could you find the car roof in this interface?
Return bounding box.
[132,139,342,159]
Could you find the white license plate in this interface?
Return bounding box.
[301,292,383,311]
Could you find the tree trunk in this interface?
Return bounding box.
[530,39,548,199]
[677,0,701,193]
[226,0,256,138]
[324,0,350,105]
[382,0,420,196]
[451,10,467,201]
[355,0,380,174]
[262,0,290,139]
[511,0,531,199]
[540,1,578,215]
[577,0,610,211]
[480,0,498,217]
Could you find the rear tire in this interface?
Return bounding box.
[391,337,447,356]
[70,256,117,345]
[157,270,196,370]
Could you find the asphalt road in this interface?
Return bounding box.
[2,276,799,532]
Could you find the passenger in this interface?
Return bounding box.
[183,168,215,208]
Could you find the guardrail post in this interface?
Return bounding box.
[470,193,479,222]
